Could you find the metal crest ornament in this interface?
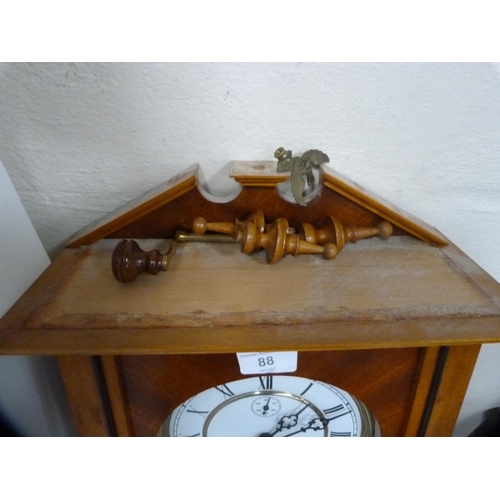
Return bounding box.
[275,147,329,206]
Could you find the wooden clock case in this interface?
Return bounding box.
[2,160,500,437]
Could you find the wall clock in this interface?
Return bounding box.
[2,153,500,437]
[158,375,379,437]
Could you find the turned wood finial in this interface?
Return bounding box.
[112,213,392,281]
[112,233,237,282]
[192,218,235,236]
[112,239,171,283]
[235,218,337,264]
[299,216,393,251]
[192,210,267,237]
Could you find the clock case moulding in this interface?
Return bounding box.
[4,158,500,349]
[58,159,500,346]
[2,159,500,438]
[67,161,448,248]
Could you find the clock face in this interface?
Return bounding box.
[159,375,377,437]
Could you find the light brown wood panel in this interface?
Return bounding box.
[5,317,500,357]
[67,166,199,247]
[424,344,481,437]
[321,167,447,245]
[100,356,134,437]
[31,238,495,330]
[58,355,109,437]
[115,349,425,437]
[3,235,499,356]
[404,346,441,436]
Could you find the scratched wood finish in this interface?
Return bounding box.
[114,349,424,437]
[2,237,500,355]
[4,235,497,354]
[34,239,500,328]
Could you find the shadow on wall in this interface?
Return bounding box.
[0,411,21,436]
[0,356,78,437]
[468,408,500,437]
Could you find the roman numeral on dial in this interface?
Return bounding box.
[215,384,235,399]
[324,404,345,415]
[259,375,273,390]
[330,431,352,437]
[323,404,350,422]
[186,406,209,417]
[300,382,313,396]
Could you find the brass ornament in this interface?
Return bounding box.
[275,147,329,206]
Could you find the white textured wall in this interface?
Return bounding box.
[1,62,499,435]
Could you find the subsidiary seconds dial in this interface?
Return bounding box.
[251,396,281,417]
[158,375,379,437]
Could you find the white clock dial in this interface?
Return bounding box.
[159,375,377,437]
[204,391,327,437]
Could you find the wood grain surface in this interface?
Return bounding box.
[2,236,500,355]
[1,164,498,437]
[114,349,425,437]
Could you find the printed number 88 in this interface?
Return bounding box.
[258,356,274,367]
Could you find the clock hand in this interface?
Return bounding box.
[283,410,351,437]
[276,403,311,431]
[258,403,312,436]
[261,397,272,415]
[282,418,324,437]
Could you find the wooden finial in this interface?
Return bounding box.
[111,233,235,282]
[299,216,393,251]
[235,218,337,264]
[192,210,267,238]
[112,239,172,283]
[192,217,235,236]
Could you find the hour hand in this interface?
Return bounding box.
[258,404,311,436]
[277,413,301,430]
[277,403,312,430]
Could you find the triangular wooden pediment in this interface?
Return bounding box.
[67,161,447,248]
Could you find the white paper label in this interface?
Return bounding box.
[236,351,298,375]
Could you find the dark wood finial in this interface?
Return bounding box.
[112,239,168,283]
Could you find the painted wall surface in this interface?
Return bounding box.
[1,62,499,436]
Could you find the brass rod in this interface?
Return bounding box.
[173,231,236,244]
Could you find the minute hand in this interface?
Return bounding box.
[262,404,311,437]
[283,410,351,437]
[275,404,311,432]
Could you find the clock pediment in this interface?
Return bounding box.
[2,152,500,438]
[67,160,447,248]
